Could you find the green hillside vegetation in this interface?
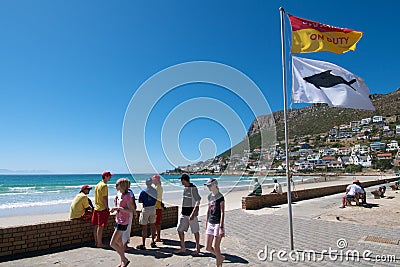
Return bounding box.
[220,88,400,158]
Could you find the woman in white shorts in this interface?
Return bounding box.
[204,178,225,267]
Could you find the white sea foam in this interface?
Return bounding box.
[8,187,36,191]
[0,199,73,209]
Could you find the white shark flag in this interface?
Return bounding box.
[292,56,375,110]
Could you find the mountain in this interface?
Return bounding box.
[249,88,400,140]
[0,169,52,174]
[219,88,400,158]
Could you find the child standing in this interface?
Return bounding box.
[204,178,225,267]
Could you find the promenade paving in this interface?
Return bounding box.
[1,207,399,266]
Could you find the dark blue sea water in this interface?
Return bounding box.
[0,174,306,217]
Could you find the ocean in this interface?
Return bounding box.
[0,174,308,217]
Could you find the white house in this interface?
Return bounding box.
[350,121,361,128]
[361,118,372,124]
[338,147,352,155]
[319,147,336,156]
[359,145,370,155]
[327,161,344,169]
[338,153,372,167]
[387,140,399,151]
[373,116,383,123]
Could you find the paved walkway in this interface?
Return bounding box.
[1,210,399,266]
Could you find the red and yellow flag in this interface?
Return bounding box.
[288,14,363,54]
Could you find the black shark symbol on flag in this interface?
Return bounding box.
[292,56,375,110]
[303,70,357,91]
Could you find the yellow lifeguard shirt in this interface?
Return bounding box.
[70,192,89,219]
[94,180,108,211]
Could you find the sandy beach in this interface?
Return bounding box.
[1,174,398,228]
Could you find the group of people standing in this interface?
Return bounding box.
[69,172,226,267]
[174,174,225,267]
[69,172,164,267]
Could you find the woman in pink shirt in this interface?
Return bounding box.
[110,178,134,267]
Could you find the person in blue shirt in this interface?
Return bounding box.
[137,177,157,250]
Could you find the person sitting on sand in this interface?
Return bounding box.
[70,185,94,221]
[271,179,282,194]
[340,180,364,208]
[110,178,134,267]
[137,177,157,250]
[248,178,262,196]
[205,178,225,267]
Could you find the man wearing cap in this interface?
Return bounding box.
[92,171,113,248]
[70,185,93,220]
[151,174,164,242]
[137,177,157,250]
[175,174,201,255]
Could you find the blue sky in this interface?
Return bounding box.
[1,1,399,174]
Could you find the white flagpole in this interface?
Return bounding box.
[279,6,294,251]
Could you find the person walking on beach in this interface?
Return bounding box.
[271,179,282,194]
[248,178,262,196]
[70,185,94,221]
[110,178,134,267]
[137,177,157,250]
[205,178,225,267]
[92,171,113,248]
[114,179,137,251]
[152,174,164,242]
[175,174,201,255]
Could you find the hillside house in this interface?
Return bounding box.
[338,154,372,167]
[294,161,314,171]
[339,124,351,131]
[370,142,386,151]
[319,148,336,156]
[357,145,370,155]
[327,161,344,169]
[361,125,373,132]
[387,140,399,151]
[373,116,383,123]
[376,153,392,160]
[338,147,351,155]
[361,118,371,124]
[298,149,313,158]
[322,156,336,164]
[350,121,361,128]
